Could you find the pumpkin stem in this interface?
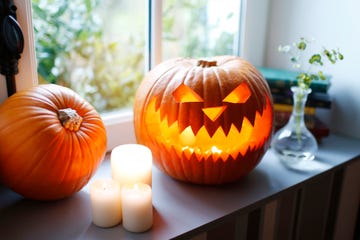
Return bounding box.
[58,108,83,131]
[197,60,217,68]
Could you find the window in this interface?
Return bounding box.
[32,0,147,114]
[10,0,244,151]
[0,0,37,103]
[162,0,242,59]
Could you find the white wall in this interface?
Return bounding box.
[263,0,360,139]
[241,0,270,66]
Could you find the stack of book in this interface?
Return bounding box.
[258,67,331,141]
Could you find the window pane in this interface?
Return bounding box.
[32,0,147,114]
[162,0,241,60]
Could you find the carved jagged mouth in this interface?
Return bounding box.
[144,97,273,161]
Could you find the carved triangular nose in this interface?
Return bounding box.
[202,106,227,122]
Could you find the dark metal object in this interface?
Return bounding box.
[0,0,24,96]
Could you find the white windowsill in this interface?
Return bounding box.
[102,110,136,151]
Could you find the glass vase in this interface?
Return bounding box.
[271,86,318,170]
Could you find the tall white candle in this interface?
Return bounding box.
[111,144,152,186]
[89,179,122,228]
[121,183,153,233]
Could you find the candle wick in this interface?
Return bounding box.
[102,183,109,191]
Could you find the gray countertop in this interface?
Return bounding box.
[1,134,359,240]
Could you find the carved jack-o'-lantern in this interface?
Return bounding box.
[134,56,273,184]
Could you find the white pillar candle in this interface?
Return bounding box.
[121,183,153,233]
[89,179,122,228]
[111,144,152,186]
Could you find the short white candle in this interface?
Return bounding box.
[89,179,122,228]
[111,144,152,186]
[121,183,153,233]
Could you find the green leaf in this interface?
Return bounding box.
[318,70,326,80]
[290,57,297,62]
[279,37,343,92]
[309,54,323,65]
[52,4,67,18]
[324,49,336,64]
[304,75,312,86]
[297,73,306,82]
[338,52,344,60]
[226,12,234,20]
[297,40,306,50]
[31,4,47,22]
[310,74,319,81]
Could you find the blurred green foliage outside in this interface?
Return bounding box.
[32,0,237,113]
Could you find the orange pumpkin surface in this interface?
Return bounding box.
[134,56,273,184]
[0,84,107,200]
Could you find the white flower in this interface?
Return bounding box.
[278,45,291,53]
[293,63,301,69]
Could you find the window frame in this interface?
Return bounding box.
[0,0,37,103]
[12,0,246,152]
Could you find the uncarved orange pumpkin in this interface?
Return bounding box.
[134,56,273,184]
[0,84,107,200]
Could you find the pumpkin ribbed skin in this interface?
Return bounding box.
[134,56,273,184]
[0,84,107,200]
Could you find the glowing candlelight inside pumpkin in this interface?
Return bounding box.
[111,144,152,186]
[134,56,274,184]
[179,126,196,146]
[211,146,222,154]
[210,146,222,161]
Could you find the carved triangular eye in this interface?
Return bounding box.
[173,83,204,103]
[223,82,251,103]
